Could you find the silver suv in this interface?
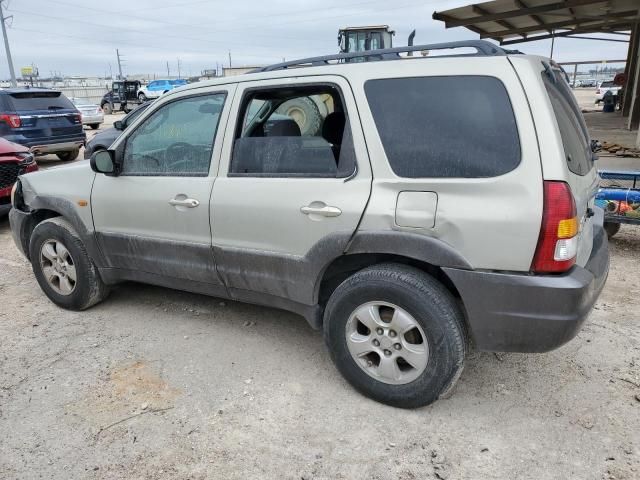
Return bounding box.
[9,42,609,408]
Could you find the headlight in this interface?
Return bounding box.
[17,152,35,165]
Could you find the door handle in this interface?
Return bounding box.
[300,204,342,217]
[169,198,200,208]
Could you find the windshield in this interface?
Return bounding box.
[9,91,75,111]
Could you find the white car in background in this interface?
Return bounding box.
[137,79,188,101]
[595,80,621,104]
[69,97,104,130]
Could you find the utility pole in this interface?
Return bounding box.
[116,49,123,79]
[177,57,181,79]
[0,0,17,87]
[228,51,232,68]
[166,61,170,77]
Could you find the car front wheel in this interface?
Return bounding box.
[29,217,109,310]
[138,93,147,102]
[324,263,466,408]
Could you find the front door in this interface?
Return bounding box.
[211,76,372,305]
[92,86,235,290]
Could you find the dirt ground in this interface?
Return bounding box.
[1,108,639,480]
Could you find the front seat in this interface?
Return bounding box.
[267,118,301,137]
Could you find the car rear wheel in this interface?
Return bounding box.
[102,103,113,114]
[29,217,109,310]
[56,148,80,161]
[138,93,147,102]
[89,123,100,130]
[324,263,466,408]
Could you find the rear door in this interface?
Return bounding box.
[211,76,372,304]
[542,68,598,266]
[9,91,82,142]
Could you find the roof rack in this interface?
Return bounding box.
[257,40,512,72]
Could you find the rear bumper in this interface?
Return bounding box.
[443,225,610,353]
[5,134,86,153]
[30,140,85,155]
[81,114,104,125]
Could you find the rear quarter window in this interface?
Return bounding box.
[364,76,521,178]
[9,92,75,111]
[543,69,593,176]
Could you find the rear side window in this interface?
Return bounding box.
[9,91,75,111]
[364,76,520,178]
[543,69,592,176]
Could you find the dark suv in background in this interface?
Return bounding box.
[0,88,85,161]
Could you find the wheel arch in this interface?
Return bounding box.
[20,196,105,267]
[313,231,471,325]
[317,253,463,308]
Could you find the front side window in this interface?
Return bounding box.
[229,85,356,178]
[122,93,226,176]
[364,76,521,178]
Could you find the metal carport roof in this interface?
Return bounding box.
[433,0,639,46]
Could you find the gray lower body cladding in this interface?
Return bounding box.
[11,205,609,352]
[443,225,609,353]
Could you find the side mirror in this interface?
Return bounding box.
[90,150,117,175]
[114,120,124,130]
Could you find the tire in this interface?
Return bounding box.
[138,93,147,102]
[29,217,109,311]
[604,222,620,238]
[324,263,466,408]
[102,103,113,115]
[56,148,80,161]
[275,97,322,136]
[89,123,100,130]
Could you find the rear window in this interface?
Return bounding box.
[600,81,615,88]
[364,76,521,178]
[543,68,593,176]
[9,91,75,111]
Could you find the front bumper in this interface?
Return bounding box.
[444,225,610,353]
[9,207,31,257]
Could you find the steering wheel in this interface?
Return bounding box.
[166,142,197,160]
[165,142,197,170]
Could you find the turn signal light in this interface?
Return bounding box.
[532,181,578,273]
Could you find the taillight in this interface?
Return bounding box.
[531,181,578,273]
[0,113,21,128]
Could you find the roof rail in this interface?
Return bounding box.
[256,40,509,72]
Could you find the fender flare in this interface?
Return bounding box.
[26,195,106,267]
[345,231,471,270]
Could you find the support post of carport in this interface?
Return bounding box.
[622,25,638,116]
[572,64,578,87]
[627,26,640,131]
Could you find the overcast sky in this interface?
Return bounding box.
[2,0,630,78]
